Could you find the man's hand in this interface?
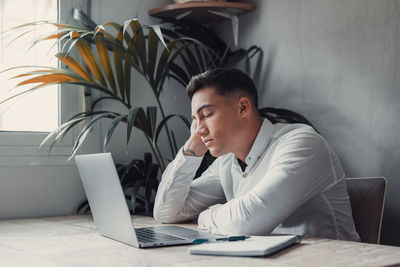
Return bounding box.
[182,120,208,157]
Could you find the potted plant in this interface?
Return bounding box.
[1,8,262,214]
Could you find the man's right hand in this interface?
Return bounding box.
[182,121,208,157]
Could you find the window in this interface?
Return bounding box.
[0,0,58,132]
[0,0,91,158]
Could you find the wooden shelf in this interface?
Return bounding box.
[148,1,255,23]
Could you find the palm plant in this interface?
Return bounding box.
[1,9,197,172]
[1,9,262,214]
[159,17,262,88]
[1,9,262,170]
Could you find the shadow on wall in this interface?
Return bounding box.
[239,45,277,102]
[252,45,399,245]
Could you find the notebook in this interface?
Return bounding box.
[75,153,224,248]
[188,235,300,257]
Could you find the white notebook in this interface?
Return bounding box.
[188,235,300,257]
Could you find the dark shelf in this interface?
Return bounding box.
[148,1,255,23]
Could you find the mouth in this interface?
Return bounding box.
[202,139,213,147]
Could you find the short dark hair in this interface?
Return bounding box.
[186,68,259,109]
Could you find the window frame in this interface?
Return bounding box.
[0,0,98,163]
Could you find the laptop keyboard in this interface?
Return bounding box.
[135,228,186,243]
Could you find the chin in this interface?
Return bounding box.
[209,151,218,157]
[209,148,227,158]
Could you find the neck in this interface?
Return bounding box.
[235,117,263,162]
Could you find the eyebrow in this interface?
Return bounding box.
[192,104,213,119]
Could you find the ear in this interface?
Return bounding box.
[238,97,251,117]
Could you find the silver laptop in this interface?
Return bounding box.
[75,153,224,248]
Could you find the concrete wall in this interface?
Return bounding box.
[226,0,400,245]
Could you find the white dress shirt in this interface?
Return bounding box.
[153,119,360,241]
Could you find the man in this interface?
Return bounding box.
[153,68,360,241]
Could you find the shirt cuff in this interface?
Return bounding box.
[179,146,205,160]
[169,147,204,173]
[197,204,222,234]
[198,209,211,232]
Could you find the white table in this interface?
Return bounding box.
[1,215,399,267]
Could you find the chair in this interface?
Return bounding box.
[345,177,387,244]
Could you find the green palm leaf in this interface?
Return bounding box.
[154,40,180,90]
[91,96,118,110]
[39,116,86,149]
[168,62,190,87]
[170,130,178,156]
[154,114,190,145]
[147,27,159,82]
[123,38,133,105]
[70,112,118,159]
[40,111,108,154]
[113,27,125,101]
[67,81,127,108]
[146,106,157,139]
[103,114,127,152]
[102,21,133,46]
[72,8,97,29]
[47,116,88,154]
[126,107,146,145]
[127,20,147,74]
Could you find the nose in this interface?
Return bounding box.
[196,122,208,136]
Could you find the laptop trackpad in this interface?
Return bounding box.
[145,226,224,239]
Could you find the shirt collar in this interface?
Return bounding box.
[243,119,273,171]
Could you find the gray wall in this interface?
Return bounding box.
[227,0,400,245]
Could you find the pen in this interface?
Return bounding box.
[193,235,248,244]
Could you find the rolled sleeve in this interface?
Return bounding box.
[153,148,203,223]
[154,148,225,224]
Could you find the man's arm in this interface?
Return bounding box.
[153,148,225,223]
[153,122,225,223]
[197,130,340,235]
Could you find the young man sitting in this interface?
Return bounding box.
[153,68,360,241]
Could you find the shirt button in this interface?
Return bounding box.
[257,156,261,160]
[167,181,171,185]
[242,173,247,178]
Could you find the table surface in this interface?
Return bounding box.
[1,215,400,267]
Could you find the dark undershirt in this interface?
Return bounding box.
[237,158,247,172]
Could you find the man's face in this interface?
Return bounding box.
[191,86,242,157]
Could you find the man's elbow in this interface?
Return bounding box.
[153,207,167,223]
[152,197,175,223]
[153,207,180,224]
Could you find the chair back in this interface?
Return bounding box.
[345,177,386,244]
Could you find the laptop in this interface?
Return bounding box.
[75,153,224,248]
